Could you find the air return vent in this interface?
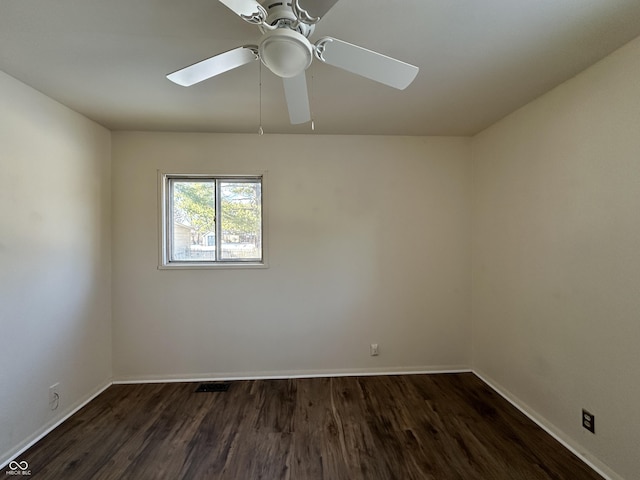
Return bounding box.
[195,382,231,393]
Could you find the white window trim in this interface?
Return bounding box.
[158,170,268,270]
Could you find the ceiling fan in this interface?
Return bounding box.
[167,0,419,125]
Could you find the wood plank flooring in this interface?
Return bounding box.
[15,373,603,479]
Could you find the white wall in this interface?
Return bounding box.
[472,36,640,480]
[0,71,112,465]
[112,133,471,380]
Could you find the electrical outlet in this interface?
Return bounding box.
[582,409,595,433]
[370,343,379,356]
[49,383,60,411]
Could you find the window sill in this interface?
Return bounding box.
[158,261,268,270]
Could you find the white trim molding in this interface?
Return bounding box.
[112,365,472,384]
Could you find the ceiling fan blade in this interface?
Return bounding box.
[315,37,419,90]
[167,46,259,87]
[219,0,267,24]
[282,73,311,124]
[292,0,340,24]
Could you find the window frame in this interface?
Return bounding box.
[158,171,267,269]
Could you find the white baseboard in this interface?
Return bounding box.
[473,370,622,480]
[112,365,472,384]
[0,380,113,470]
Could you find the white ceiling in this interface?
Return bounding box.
[2,0,640,136]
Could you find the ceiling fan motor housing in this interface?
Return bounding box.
[259,2,315,37]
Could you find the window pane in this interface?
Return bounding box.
[171,180,216,261]
[220,181,262,260]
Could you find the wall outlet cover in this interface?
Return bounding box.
[582,409,595,434]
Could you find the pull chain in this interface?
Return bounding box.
[258,62,264,135]
[310,66,315,132]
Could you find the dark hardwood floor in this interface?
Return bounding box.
[15,373,603,479]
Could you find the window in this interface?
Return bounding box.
[160,173,264,268]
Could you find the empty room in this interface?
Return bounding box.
[1,1,639,479]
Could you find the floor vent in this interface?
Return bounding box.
[195,382,231,393]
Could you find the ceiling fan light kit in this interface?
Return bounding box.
[167,0,419,125]
[259,29,313,78]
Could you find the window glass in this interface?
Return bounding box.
[163,175,263,267]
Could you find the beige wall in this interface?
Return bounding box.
[112,133,471,380]
[0,72,112,465]
[472,36,640,480]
